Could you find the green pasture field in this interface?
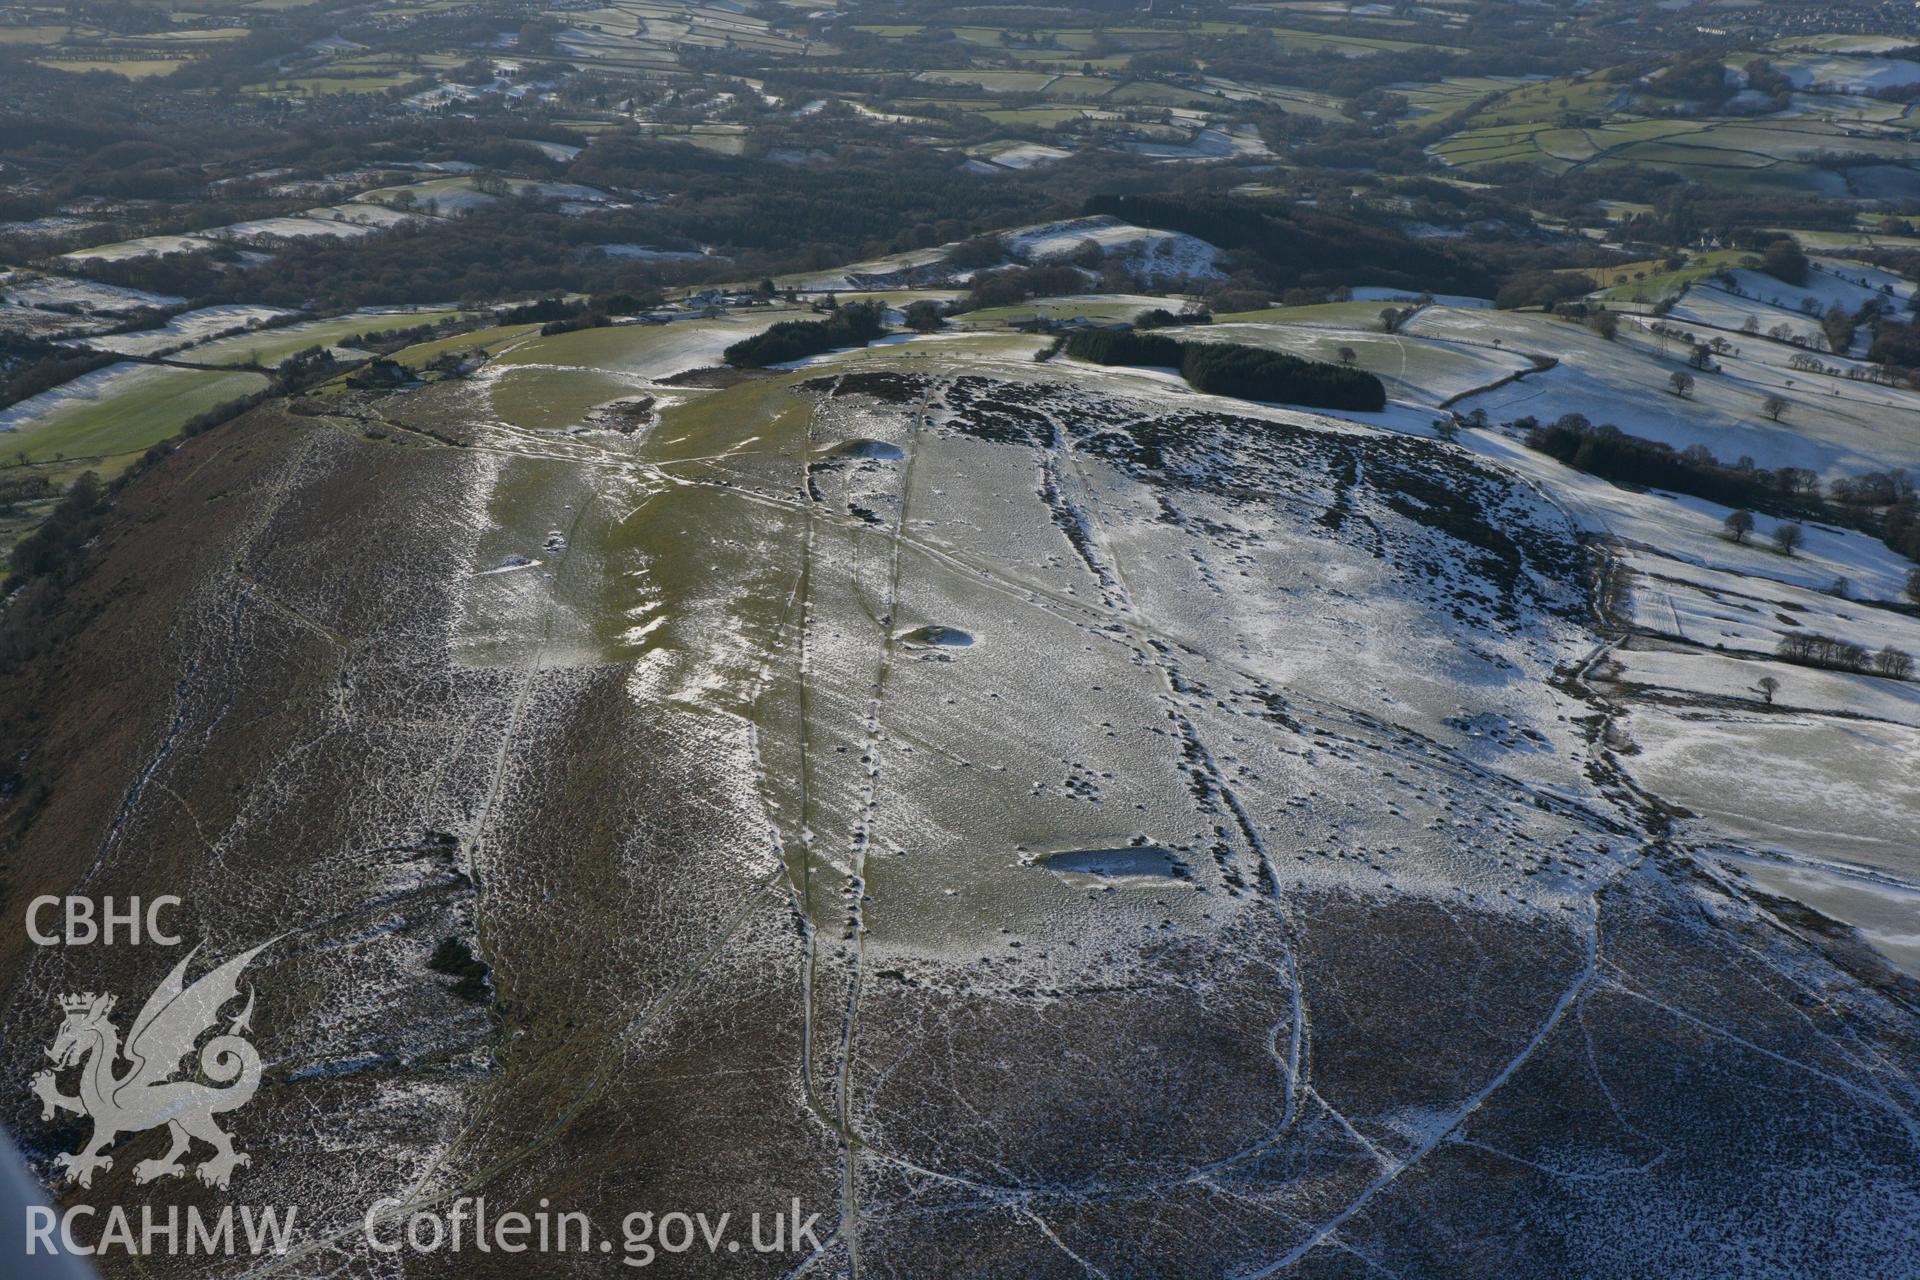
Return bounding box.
[35,56,190,76]
[191,312,466,367]
[1594,250,1752,301]
[387,323,544,371]
[915,69,1061,92]
[1,366,271,475]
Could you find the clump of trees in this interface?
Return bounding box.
[1879,496,1920,563]
[1522,415,1920,567]
[1523,416,1817,512]
[1378,306,1416,334]
[0,471,52,518]
[1776,632,1914,679]
[5,471,105,590]
[1822,305,1858,355]
[903,300,945,333]
[1066,328,1187,369]
[1652,51,1742,109]
[1183,343,1386,410]
[723,302,886,368]
[0,344,118,414]
[946,235,1007,270]
[1867,319,1920,367]
[1134,308,1208,330]
[1495,270,1591,311]
[1759,237,1810,287]
[501,296,582,325]
[1080,193,1486,298]
[1776,632,1867,671]
[1065,329,1182,367]
[1063,330,1386,411]
[428,936,491,1002]
[540,313,611,337]
[961,263,1093,310]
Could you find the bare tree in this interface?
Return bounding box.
[1776,467,1817,498]
[1907,567,1920,606]
[1874,647,1915,680]
[1668,370,1694,398]
[1762,394,1788,422]
[1773,522,1804,556]
[1776,631,1869,670]
[1337,346,1357,366]
[1723,508,1754,543]
[1756,675,1779,704]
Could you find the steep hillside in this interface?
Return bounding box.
[3,323,1917,1276]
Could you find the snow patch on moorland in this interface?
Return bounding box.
[1005,216,1225,282]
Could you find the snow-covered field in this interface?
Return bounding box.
[1422,305,1920,478]
[350,175,613,215]
[1666,286,1829,349]
[513,138,583,162]
[1775,54,1920,92]
[301,202,427,230]
[1350,286,1494,309]
[0,362,140,433]
[1622,552,1920,652]
[1419,310,1920,975]
[1711,261,1911,318]
[211,214,387,241]
[84,304,293,357]
[976,142,1072,170]
[776,217,1227,291]
[1468,429,1918,602]
[1607,645,1920,726]
[0,273,183,312]
[58,203,430,261]
[588,244,716,261]
[1006,215,1225,281]
[1626,695,1920,851]
[59,233,220,262]
[1120,125,1273,161]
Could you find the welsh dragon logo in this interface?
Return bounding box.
[32,940,272,1190]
